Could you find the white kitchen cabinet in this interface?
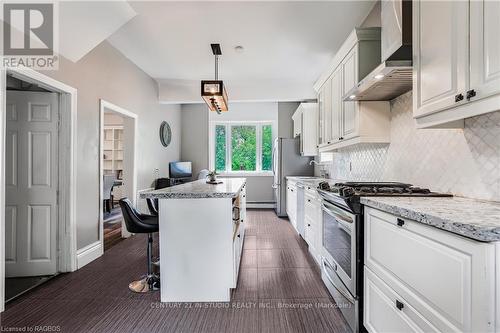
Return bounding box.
[292,109,302,137]
[330,66,342,144]
[341,47,359,140]
[364,207,496,332]
[322,78,333,144]
[413,0,469,119]
[470,0,500,101]
[293,103,318,156]
[286,181,297,229]
[413,0,500,128]
[315,28,390,151]
[304,188,322,265]
[317,89,324,146]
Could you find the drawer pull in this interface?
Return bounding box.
[397,218,405,227]
[308,223,311,227]
[455,93,464,103]
[396,300,404,311]
[237,234,241,238]
[466,89,476,100]
[307,199,311,202]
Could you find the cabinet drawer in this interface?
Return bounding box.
[364,267,439,333]
[364,207,495,332]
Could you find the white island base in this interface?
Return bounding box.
[142,178,246,302]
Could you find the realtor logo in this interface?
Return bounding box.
[2,2,58,69]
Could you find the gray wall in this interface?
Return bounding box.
[180,104,209,178]
[278,102,300,138]
[46,41,181,249]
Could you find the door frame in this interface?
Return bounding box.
[0,67,78,311]
[99,99,137,249]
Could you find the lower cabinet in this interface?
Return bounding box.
[286,181,297,229]
[304,188,322,265]
[364,207,497,332]
[233,188,246,288]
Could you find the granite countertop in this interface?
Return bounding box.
[285,176,334,188]
[140,178,246,199]
[361,196,500,242]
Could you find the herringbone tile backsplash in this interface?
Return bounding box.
[323,92,500,202]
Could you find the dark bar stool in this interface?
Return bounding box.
[146,198,158,216]
[119,198,160,292]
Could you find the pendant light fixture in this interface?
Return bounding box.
[201,43,228,114]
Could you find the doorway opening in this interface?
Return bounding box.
[3,71,77,304]
[99,100,137,252]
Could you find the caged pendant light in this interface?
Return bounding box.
[201,43,228,114]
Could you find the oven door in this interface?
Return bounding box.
[322,200,357,297]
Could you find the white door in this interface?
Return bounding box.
[470,0,500,100]
[330,66,342,142]
[5,91,59,277]
[413,0,469,118]
[342,47,358,139]
[322,79,332,144]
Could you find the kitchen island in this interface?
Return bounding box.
[141,178,246,302]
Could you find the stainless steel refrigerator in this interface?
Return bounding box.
[272,138,314,217]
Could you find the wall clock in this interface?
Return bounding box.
[159,121,172,147]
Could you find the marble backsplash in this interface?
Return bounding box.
[320,92,500,202]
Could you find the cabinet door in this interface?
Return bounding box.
[470,0,500,100]
[322,79,332,144]
[413,0,469,118]
[317,91,324,145]
[302,104,318,156]
[342,48,358,139]
[330,67,342,143]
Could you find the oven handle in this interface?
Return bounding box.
[322,203,353,231]
[322,257,356,303]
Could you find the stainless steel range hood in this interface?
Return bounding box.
[344,0,412,101]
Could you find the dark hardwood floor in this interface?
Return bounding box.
[0,209,350,333]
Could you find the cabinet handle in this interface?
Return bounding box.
[327,141,331,144]
[308,223,311,227]
[454,93,464,103]
[243,195,246,198]
[397,218,405,227]
[240,219,243,222]
[339,137,344,141]
[237,234,241,238]
[396,300,404,311]
[466,89,476,100]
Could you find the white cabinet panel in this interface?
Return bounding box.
[364,207,496,332]
[330,67,342,143]
[364,267,440,333]
[322,79,332,143]
[413,0,469,118]
[470,0,500,100]
[342,48,359,139]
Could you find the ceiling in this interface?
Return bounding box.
[104,1,377,103]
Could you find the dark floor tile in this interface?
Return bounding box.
[258,268,330,299]
[256,235,306,250]
[243,235,257,250]
[231,268,258,300]
[258,249,314,268]
[241,250,257,268]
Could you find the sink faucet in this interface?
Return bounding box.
[309,160,329,178]
[309,160,319,166]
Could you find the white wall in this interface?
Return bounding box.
[44,42,181,249]
[324,92,500,202]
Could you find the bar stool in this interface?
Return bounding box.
[119,198,160,292]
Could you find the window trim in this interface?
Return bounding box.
[209,120,275,176]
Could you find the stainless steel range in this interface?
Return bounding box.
[317,182,451,333]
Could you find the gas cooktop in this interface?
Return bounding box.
[317,181,452,213]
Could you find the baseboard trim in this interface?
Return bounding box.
[247,202,275,209]
[76,241,103,269]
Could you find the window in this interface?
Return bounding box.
[212,122,274,174]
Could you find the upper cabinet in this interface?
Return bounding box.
[413,0,500,128]
[292,103,318,157]
[314,28,391,151]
